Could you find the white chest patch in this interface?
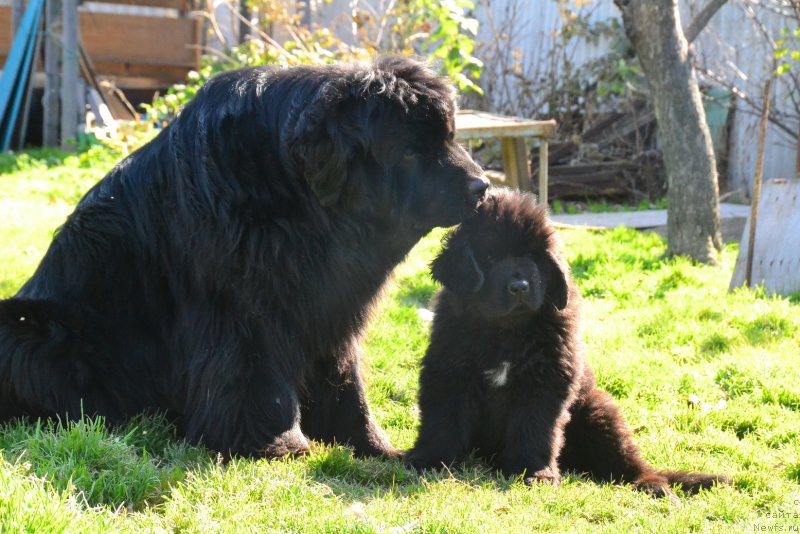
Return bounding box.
[484,361,512,388]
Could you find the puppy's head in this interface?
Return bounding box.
[431,190,570,320]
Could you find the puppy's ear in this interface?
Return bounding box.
[283,81,365,206]
[545,252,569,311]
[431,232,485,294]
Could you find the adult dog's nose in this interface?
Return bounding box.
[508,279,530,295]
[468,176,490,202]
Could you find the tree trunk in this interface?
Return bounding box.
[615,0,723,263]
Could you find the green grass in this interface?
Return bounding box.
[1,148,799,532]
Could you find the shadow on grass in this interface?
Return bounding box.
[740,312,797,346]
[301,446,531,504]
[394,275,438,309]
[301,446,615,505]
[301,445,702,508]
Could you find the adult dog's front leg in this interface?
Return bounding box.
[178,326,311,458]
[300,343,396,457]
[184,374,310,458]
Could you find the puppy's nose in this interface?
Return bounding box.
[508,279,530,294]
[468,176,490,202]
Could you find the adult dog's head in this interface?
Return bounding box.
[431,189,571,321]
[170,57,487,234]
[279,57,489,229]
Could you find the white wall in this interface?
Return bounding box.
[471,0,798,195]
[263,0,799,194]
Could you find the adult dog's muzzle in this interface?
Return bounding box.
[468,176,490,204]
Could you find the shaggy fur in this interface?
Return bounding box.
[0,57,489,458]
[408,189,730,497]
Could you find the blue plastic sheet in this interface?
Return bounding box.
[0,0,45,151]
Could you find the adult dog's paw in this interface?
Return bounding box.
[524,466,561,487]
[263,427,311,458]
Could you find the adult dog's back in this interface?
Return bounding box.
[0,58,489,457]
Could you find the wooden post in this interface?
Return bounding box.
[538,140,549,207]
[238,0,248,44]
[61,0,79,150]
[745,78,773,288]
[795,127,800,178]
[43,0,60,147]
[500,137,529,191]
[12,0,25,35]
[300,0,311,26]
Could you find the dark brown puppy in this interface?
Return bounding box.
[408,189,730,497]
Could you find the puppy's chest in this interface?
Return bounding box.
[478,339,559,389]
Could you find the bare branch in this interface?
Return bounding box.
[686,0,729,44]
[697,64,797,138]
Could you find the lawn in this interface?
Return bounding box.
[0,147,798,533]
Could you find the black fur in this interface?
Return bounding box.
[408,189,730,497]
[0,57,489,458]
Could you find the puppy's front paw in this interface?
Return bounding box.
[404,449,456,472]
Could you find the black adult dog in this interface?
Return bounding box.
[0,57,489,458]
[408,189,729,497]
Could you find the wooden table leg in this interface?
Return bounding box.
[538,140,548,207]
[501,137,529,191]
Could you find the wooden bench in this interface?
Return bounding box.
[455,110,556,205]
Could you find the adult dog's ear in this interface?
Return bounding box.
[431,232,485,294]
[283,81,365,207]
[545,252,569,311]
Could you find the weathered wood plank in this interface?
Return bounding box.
[79,12,199,67]
[455,110,556,140]
[88,64,198,87]
[1,6,200,78]
[0,7,10,56]
[89,0,193,11]
[730,179,800,295]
